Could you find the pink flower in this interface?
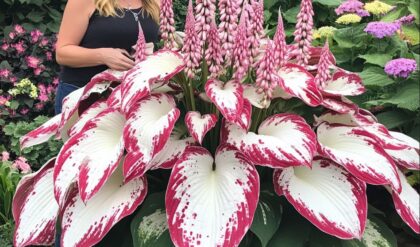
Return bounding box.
[247,0,265,58]
[335,0,369,17]
[205,20,223,77]
[26,56,41,68]
[10,76,18,83]
[218,0,242,61]
[274,9,287,68]
[294,0,314,66]
[195,0,216,50]
[182,0,201,78]
[35,102,44,110]
[14,25,25,34]
[160,0,177,49]
[52,77,59,85]
[38,84,49,102]
[47,85,55,94]
[12,157,31,174]
[232,5,252,82]
[256,40,280,99]
[0,68,10,78]
[34,65,45,76]
[1,41,9,51]
[40,38,49,47]
[384,58,417,78]
[0,96,8,106]
[20,108,29,115]
[9,32,16,39]
[1,151,10,162]
[12,41,25,54]
[315,42,333,88]
[134,24,147,62]
[30,29,43,43]
[46,51,53,61]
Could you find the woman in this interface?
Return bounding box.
[55,0,160,114]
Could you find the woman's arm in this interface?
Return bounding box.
[56,0,135,71]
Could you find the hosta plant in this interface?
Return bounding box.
[12,0,420,246]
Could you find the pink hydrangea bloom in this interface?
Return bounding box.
[218,0,242,62]
[30,29,43,43]
[20,108,29,115]
[1,41,9,51]
[12,157,31,174]
[26,56,41,69]
[182,0,201,78]
[14,24,25,34]
[364,21,401,38]
[35,103,44,110]
[294,0,314,66]
[0,68,10,78]
[384,58,417,78]
[0,96,8,106]
[12,41,25,54]
[1,151,10,162]
[9,32,16,39]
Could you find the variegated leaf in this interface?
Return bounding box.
[54,108,125,205]
[232,99,252,131]
[314,110,376,127]
[13,158,58,247]
[321,96,358,114]
[243,84,270,109]
[321,70,365,96]
[60,164,148,247]
[273,158,367,239]
[277,63,322,107]
[67,100,108,137]
[385,132,419,170]
[150,136,195,170]
[205,79,244,123]
[317,123,401,192]
[19,114,62,150]
[123,94,180,181]
[121,50,185,113]
[185,111,217,145]
[388,169,420,233]
[222,114,317,168]
[166,146,259,247]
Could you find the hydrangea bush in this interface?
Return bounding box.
[10,1,420,247]
[0,25,59,124]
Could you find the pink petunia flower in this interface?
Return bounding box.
[12,157,31,174]
[1,151,10,162]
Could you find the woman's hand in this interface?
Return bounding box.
[99,48,135,71]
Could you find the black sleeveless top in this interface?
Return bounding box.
[60,8,159,87]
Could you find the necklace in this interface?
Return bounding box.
[123,0,142,22]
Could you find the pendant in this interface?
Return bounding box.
[132,13,139,22]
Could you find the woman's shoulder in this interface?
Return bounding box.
[64,0,95,17]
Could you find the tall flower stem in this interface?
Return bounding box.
[187,77,196,111]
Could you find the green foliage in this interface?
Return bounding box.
[2,116,62,168]
[0,161,22,247]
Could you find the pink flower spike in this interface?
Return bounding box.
[182,0,201,78]
[256,40,281,100]
[274,7,287,68]
[205,19,223,78]
[160,0,177,49]
[195,0,216,51]
[294,0,314,66]
[315,41,332,88]
[248,0,265,58]
[233,4,252,82]
[134,23,147,62]
[218,0,242,62]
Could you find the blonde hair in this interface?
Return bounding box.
[94,0,160,23]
